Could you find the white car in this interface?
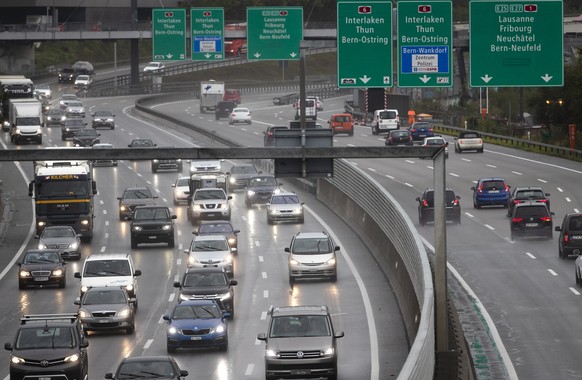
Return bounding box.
[74,75,92,89]
[172,176,190,205]
[266,192,305,224]
[454,131,484,153]
[229,107,252,125]
[34,84,52,99]
[307,96,323,111]
[144,62,165,74]
[421,136,449,158]
[59,93,79,109]
[184,235,234,277]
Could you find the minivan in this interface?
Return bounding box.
[372,109,400,135]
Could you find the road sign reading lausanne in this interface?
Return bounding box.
[191,8,224,61]
[398,1,452,88]
[152,9,186,61]
[470,0,563,87]
[337,2,392,88]
[247,7,303,60]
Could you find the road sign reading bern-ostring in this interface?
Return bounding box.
[152,8,186,61]
[191,8,224,61]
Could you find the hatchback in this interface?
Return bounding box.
[385,130,413,146]
[408,122,435,141]
[416,188,461,225]
[507,186,550,217]
[263,125,288,147]
[556,213,582,258]
[510,202,553,240]
[229,107,252,125]
[471,178,510,209]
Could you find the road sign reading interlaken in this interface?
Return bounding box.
[191,8,224,61]
[470,0,564,87]
[337,2,393,88]
[152,8,186,61]
[246,7,303,60]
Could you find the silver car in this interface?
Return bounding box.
[285,231,338,283]
[74,286,136,335]
[184,235,234,277]
[172,176,190,205]
[66,101,86,118]
[266,192,305,224]
[37,226,81,260]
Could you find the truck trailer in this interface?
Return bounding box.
[199,80,225,113]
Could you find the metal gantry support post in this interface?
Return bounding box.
[299,45,307,177]
[434,149,448,353]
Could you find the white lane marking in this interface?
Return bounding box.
[484,224,495,230]
[262,272,267,279]
[566,197,572,203]
[570,287,580,295]
[256,241,261,247]
[100,246,106,252]
[177,230,182,236]
[405,183,413,187]
[169,293,175,302]
[178,244,183,250]
[105,221,109,226]
[512,171,522,175]
[260,311,268,320]
[177,258,182,265]
[104,233,109,239]
[537,179,548,183]
[137,173,142,177]
[103,210,107,215]
[405,160,415,164]
[427,166,434,170]
[525,252,536,259]
[368,168,376,172]
[548,269,558,276]
[385,174,394,179]
[245,364,255,376]
[461,158,471,162]
[449,173,459,177]
[174,274,180,282]
[557,187,564,192]
[99,200,104,205]
[488,148,582,174]
[465,212,474,218]
[575,208,580,213]
[162,198,168,203]
[143,339,154,349]
[263,290,269,298]
[258,256,264,262]
[486,164,497,168]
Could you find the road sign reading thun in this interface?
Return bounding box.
[152,9,186,61]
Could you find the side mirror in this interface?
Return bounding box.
[470,186,476,191]
[257,333,267,341]
[74,297,81,305]
[134,270,142,276]
[171,215,177,219]
[173,281,181,288]
[415,197,420,202]
[233,229,240,234]
[230,280,238,286]
[74,272,81,279]
[335,331,345,338]
[334,246,340,251]
[555,226,561,231]
[162,314,171,322]
[5,342,13,351]
[284,247,291,253]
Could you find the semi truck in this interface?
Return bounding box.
[0,75,34,130]
[28,160,97,242]
[8,98,43,144]
[199,80,225,113]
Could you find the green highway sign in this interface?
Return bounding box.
[470,0,563,87]
[337,1,393,88]
[152,8,186,61]
[191,8,224,61]
[397,1,452,88]
[246,7,303,60]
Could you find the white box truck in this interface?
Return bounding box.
[199,80,224,113]
[9,98,43,144]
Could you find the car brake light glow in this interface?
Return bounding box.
[540,216,552,222]
[538,199,548,203]
[504,185,510,192]
[564,234,569,242]
[422,200,429,207]
[512,217,523,223]
[411,128,417,133]
[513,200,522,205]
[429,128,433,132]
[453,199,459,205]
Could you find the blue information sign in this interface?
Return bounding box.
[400,46,449,74]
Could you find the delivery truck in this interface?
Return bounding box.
[199,80,225,113]
[9,98,43,144]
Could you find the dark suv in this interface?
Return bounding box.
[471,177,510,209]
[118,186,158,220]
[556,213,582,258]
[215,101,237,120]
[416,188,461,225]
[510,202,553,240]
[5,314,89,380]
[507,186,550,217]
[130,205,176,248]
[174,267,238,317]
[257,305,344,380]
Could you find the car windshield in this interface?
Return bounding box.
[425,138,445,145]
[23,251,60,264]
[130,140,154,147]
[231,165,256,174]
[249,177,277,187]
[83,290,126,305]
[515,190,545,199]
[191,239,229,251]
[379,111,397,119]
[515,206,549,218]
[123,189,153,199]
[270,315,330,338]
[270,195,300,204]
[481,181,506,190]
[94,111,112,117]
[117,361,175,379]
[172,304,220,319]
[176,178,189,187]
[423,190,457,206]
[194,190,225,200]
[83,260,131,277]
[133,208,169,220]
[292,238,331,254]
[75,130,97,137]
[184,272,227,287]
[15,327,74,349]
[199,223,233,234]
[41,227,75,238]
[569,216,582,231]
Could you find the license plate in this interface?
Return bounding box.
[148,235,158,239]
[34,277,49,281]
[526,223,539,227]
[206,213,216,217]
[291,370,311,375]
[571,235,582,240]
[190,336,202,340]
[40,377,51,380]
[488,190,499,193]
[99,319,111,323]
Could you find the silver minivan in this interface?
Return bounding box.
[285,231,339,283]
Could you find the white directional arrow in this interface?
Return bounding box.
[204,53,211,59]
[541,74,553,82]
[254,52,261,58]
[481,74,493,83]
[290,52,297,58]
[419,75,431,83]
[359,75,371,84]
[166,54,174,59]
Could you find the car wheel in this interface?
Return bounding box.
[546,232,553,240]
[173,198,178,206]
[419,213,425,226]
[578,269,582,288]
[126,324,135,334]
[215,114,220,120]
[167,343,176,353]
[119,214,124,221]
[152,166,157,173]
[299,217,304,224]
[510,232,515,241]
[59,277,66,288]
[267,217,273,225]
[220,341,228,351]
[131,237,138,249]
[328,373,338,380]
[330,273,337,282]
[473,200,480,209]
[245,199,252,208]
[479,148,484,153]
[456,216,461,224]
[18,281,26,290]
[248,120,252,125]
[168,238,175,248]
[372,126,378,135]
[559,246,564,259]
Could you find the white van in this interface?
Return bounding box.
[74,253,142,308]
[372,109,400,135]
[294,98,317,120]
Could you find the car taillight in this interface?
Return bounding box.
[411,128,417,133]
[512,217,523,223]
[540,216,552,222]
[538,199,548,203]
[453,199,459,205]
[429,128,433,132]
[513,200,522,205]
[477,185,483,193]
[504,185,510,192]
[422,200,429,207]
[564,234,569,242]
[268,131,273,136]
[231,113,236,117]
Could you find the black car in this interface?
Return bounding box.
[385,130,413,146]
[245,175,281,207]
[174,267,238,317]
[226,163,260,191]
[5,313,89,380]
[118,186,158,220]
[510,202,553,241]
[556,213,582,258]
[45,108,67,127]
[105,356,188,380]
[416,188,461,225]
[17,249,67,289]
[263,125,288,147]
[61,118,87,140]
[57,67,76,83]
[92,110,115,129]
[72,129,100,147]
[272,93,298,105]
[507,186,550,217]
[215,101,237,120]
[194,220,240,254]
[130,205,176,248]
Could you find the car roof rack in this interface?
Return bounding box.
[21,313,79,325]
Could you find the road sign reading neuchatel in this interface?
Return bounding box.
[470,0,563,87]
[337,2,393,88]
[397,1,453,88]
[152,8,186,61]
[191,8,224,61]
[246,7,303,60]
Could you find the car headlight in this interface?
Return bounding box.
[117,308,131,317]
[132,226,142,232]
[326,257,336,266]
[219,292,231,301]
[61,116,66,121]
[78,309,90,318]
[188,256,199,265]
[162,225,172,231]
[289,258,300,266]
[320,347,334,356]
[120,206,127,211]
[293,208,303,214]
[168,326,178,335]
[37,221,46,227]
[153,159,159,163]
[106,118,113,122]
[19,270,31,278]
[38,243,47,249]
[273,188,281,195]
[80,285,88,293]
[193,205,202,211]
[47,116,53,121]
[64,353,80,363]
[223,255,233,264]
[228,238,236,245]
[80,219,90,225]
[229,177,236,184]
[213,325,225,333]
[247,190,256,196]
[10,355,25,364]
[179,294,190,301]
[125,284,134,292]
[52,269,63,276]
[265,349,280,358]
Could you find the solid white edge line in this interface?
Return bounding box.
[305,205,379,380]
[421,237,518,380]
